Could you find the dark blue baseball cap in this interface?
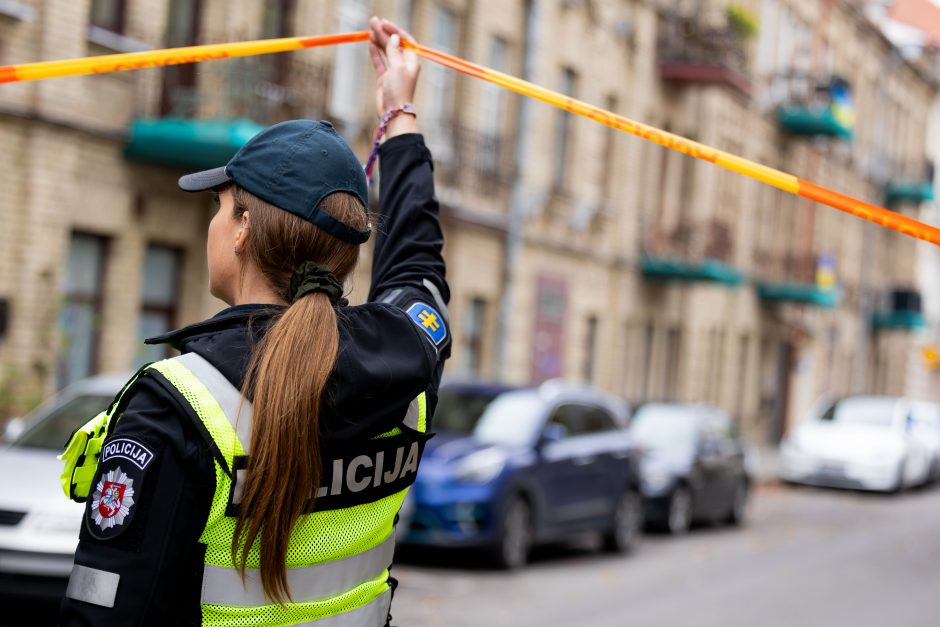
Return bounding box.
[178,119,371,244]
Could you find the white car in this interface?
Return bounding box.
[910,401,940,483]
[0,372,126,600]
[780,396,933,493]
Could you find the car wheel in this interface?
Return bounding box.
[666,486,692,535]
[727,479,748,526]
[602,489,642,553]
[492,496,532,570]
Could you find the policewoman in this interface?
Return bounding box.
[58,19,448,626]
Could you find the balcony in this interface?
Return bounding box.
[125,118,265,171]
[872,288,927,331]
[777,75,854,140]
[885,182,934,206]
[641,220,746,286]
[125,58,328,171]
[755,252,841,308]
[885,161,935,207]
[433,123,517,189]
[657,9,753,95]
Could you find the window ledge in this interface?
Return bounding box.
[87,25,150,54]
[0,0,35,21]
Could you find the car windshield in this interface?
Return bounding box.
[630,406,699,450]
[473,391,545,447]
[433,389,504,434]
[14,394,113,450]
[825,398,898,428]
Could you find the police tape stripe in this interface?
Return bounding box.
[6,33,934,245]
[174,352,253,451]
[200,534,395,606]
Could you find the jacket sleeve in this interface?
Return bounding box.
[59,375,214,627]
[367,133,451,355]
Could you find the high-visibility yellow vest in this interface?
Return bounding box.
[65,353,428,626]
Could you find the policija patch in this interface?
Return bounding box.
[86,437,154,540]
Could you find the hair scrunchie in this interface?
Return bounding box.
[289,262,343,305]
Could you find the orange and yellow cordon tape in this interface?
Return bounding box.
[3,31,939,246]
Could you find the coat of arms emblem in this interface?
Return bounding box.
[90,466,136,531]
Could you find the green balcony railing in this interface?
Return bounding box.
[885,181,935,207]
[872,310,927,331]
[777,106,853,140]
[125,117,266,170]
[641,256,746,287]
[756,281,840,308]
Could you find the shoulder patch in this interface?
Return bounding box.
[406,302,447,346]
[101,437,155,471]
[86,437,153,540]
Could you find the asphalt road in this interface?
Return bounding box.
[391,484,940,627]
[7,484,940,626]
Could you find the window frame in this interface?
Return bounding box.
[89,0,127,35]
[58,232,110,389]
[138,244,184,361]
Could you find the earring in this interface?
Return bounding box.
[233,244,239,255]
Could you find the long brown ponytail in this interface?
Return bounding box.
[228,185,368,604]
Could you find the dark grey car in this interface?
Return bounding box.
[629,404,750,534]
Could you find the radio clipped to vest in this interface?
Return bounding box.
[58,367,149,502]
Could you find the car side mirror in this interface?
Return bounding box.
[539,423,569,449]
[2,417,24,443]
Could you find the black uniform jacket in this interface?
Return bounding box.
[59,134,450,626]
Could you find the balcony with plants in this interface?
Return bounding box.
[657,3,757,95]
[753,251,841,308]
[776,74,854,140]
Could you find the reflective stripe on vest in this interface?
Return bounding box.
[201,533,395,607]
[148,354,427,626]
[174,353,253,450]
[294,589,392,627]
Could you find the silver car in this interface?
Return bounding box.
[0,373,126,600]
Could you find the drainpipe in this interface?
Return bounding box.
[496,0,540,381]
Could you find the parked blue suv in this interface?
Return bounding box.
[405,380,642,568]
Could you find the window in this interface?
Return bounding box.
[161,0,202,115]
[641,321,655,401]
[90,0,126,34]
[600,94,618,200]
[664,327,680,401]
[396,0,414,32]
[554,67,577,189]
[480,36,509,137]
[425,6,458,160]
[582,406,618,433]
[479,36,510,170]
[546,404,583,439]
[583,315,599,384]
[260,0,295,84]
[57,233,108,389]
[330,0,369,128]
[462,297,486,377]
[137,245,182,364]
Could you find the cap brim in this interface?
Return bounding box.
[178,166,232,192]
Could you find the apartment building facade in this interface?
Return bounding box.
[0,0,936,443]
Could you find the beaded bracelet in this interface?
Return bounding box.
[363,103,417,185]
